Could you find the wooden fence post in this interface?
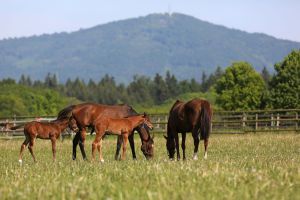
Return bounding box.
[255,114,258,131]
[165,115,168,132]
[276,113,280,130]
[296,112,298,130]
[242,113,246,130]
[271,114,274,128]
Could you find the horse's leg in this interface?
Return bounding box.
[204,138,209,159]
[92,127,104,162]
[128,133,136,160]
[28,138,36,162]
[78,128,87,160]
[121,133,129,160]
[72,132,80,160]
[19,136,30,163]
[181,132,186,160]
[115,136,122,160]
[175,133,180,161]
[192,128,200,160]
[97,139,104,163]
[51,137,56,161]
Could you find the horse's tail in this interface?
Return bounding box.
[10,124,25,130]
[57,104,76,120]
[199,100,212,140]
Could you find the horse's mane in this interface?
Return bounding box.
[57,104,76,120]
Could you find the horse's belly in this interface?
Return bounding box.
[105,130,121,135]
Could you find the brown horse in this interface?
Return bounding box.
[164,98,212,160]
[18,117,78,163]
[57,103,154,160]
[90,114,153,161]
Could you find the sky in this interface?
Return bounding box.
[1,0,300,42]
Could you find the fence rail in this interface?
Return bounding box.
[1,109,300,138]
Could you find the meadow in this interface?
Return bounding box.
[0,133,299,200]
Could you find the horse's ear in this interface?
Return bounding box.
[143,112,147,117]
[163,135,168,140]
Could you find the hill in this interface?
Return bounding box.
[1,13,300,83]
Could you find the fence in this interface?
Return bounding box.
[149,109,300,134]
[1,109,299,138]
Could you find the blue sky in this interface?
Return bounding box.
[1,0,300,42]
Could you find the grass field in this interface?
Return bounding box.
[0,133,299,200]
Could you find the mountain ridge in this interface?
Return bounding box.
[1,13,299,83]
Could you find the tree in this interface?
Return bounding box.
[165,71,179,98]
[261,66,271,88]
[215,62,266,110]
[127,75,153,105]
[152,73,169,104]
[44,73,58,88]
[202,67,224,92]
[270,50,300,109]
[19,74,32,86]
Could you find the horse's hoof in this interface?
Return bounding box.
[100,159,105,163]
[193,156,198,160]
[18,159,23,164]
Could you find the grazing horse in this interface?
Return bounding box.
[18,117,78,163]
[57,103,154,160]
[90,114,153,161]
[164,98,212,160]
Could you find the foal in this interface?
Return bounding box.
[92,114,153,162]
[18,117,78,163]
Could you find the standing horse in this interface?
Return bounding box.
[164,98,212,160]
[18,117,78,163]
[57,103,154,160]
[91,114,153,161]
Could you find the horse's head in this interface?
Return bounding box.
[137,114,154,159]
[68,117,79,132]
[164,135,175,160]
[141,112,153,130]
[141,134,154,160]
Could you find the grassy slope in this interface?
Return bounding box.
[0,133,299,199]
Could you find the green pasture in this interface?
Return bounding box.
[0,133,299,200]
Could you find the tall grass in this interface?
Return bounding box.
[0,133,299,199]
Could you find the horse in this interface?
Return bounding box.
[88,113,153,161]
[18,117,78,163]
[164,98,212,161]
[0,120,14,131]
[57,103,154,160]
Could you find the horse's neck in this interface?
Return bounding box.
[54,120,68,131]
[129,117,144,129]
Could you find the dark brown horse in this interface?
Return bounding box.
[18,117,77,163]
[91,114,153,161]
[164,98,212,160]
[57,103,154,160]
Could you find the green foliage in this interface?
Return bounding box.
[0,134,299,199]
[215,62,266,111]
[270,50,300,109]
[0,82,78,117]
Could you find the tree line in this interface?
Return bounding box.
[14,67,224,106]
